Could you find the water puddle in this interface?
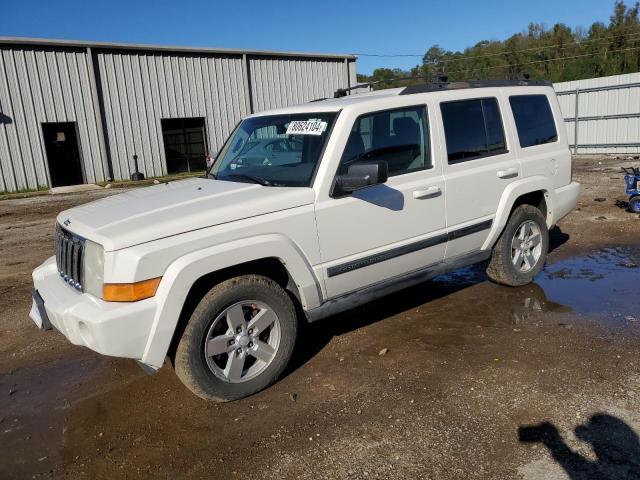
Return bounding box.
[433,246,639,328]
[536,246,639,323]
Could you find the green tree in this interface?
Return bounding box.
[358,1,640,88]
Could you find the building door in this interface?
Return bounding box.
[161,117,208,174]
[42,122,84,187]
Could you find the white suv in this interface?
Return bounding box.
[30,80,580,401]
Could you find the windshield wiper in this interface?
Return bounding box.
[220,173,272,186]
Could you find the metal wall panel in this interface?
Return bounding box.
[554,73,640,154]
[249,57,351,112]
[0,39,357,191]
[96,51,250,179]
[0,46,106,192]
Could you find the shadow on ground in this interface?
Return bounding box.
[519,414,640,479]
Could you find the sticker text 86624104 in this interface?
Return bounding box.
[285,119,328,136]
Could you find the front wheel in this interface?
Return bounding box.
[174,275,297,401]
[486,204,549,286]
[629,195,640,213]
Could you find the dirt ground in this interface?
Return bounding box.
[1,156,639,480]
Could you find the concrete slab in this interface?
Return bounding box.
[49,184,103,194]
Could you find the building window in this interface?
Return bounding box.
[161,117,208,174]
[441,98,507,163]
[339,105,431,177]
[509,95,558,148]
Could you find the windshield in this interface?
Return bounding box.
[209,112,338,187]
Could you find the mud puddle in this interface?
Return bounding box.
[536,246,639,324]
[434,245,640,329]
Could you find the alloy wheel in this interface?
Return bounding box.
[204,300,281,383]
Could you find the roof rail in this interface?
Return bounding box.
[400,79,552,95]
[334,83,376,98]
[333,75,430,98]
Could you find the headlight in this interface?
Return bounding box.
[83,240,104,298]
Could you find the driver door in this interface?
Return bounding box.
[315,104,447,299]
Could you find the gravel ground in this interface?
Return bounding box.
[0,155,639,480]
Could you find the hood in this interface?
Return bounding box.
[57,178,315,251]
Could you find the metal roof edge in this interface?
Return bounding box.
[0,36,358,60]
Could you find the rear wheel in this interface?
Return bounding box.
[628,195,640,213]
[486,204,549,286]
[174,275,297,401]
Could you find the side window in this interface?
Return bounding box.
[509,95,558,148]
[339,106,431,177]
[440,98,507,164]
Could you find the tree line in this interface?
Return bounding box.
[357,1,640,88]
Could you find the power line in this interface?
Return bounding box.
[355,45,640,88]
[353,30,640,62]
[440,31,640,64]
[443,45,640,76]
[352,53,424,57]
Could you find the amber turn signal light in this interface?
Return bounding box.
[103,277,162,302]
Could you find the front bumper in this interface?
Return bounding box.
[31,256,158,362]
[552,181,581,225]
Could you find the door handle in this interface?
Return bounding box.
[413,186,441,199]
[497,168,519,179]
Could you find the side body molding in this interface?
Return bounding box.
[140,234,321,368]
[481,175,552,251]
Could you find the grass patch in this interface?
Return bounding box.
[0,186,50,200]
[0,172,206,201]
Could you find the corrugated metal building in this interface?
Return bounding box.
[0,37,357,193]
[554,73,640,155]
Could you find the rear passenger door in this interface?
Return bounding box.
[438,94,520,258]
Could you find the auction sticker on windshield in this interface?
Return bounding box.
[286,119,327,136]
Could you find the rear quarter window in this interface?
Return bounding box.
[509,95,558,148]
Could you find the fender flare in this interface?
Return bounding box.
[140,234,321,368]
[481,175,553,251]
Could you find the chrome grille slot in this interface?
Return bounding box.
[54,224,85,291]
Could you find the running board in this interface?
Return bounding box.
[305,250,490,323]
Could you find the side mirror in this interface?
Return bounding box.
[334,160,388,195]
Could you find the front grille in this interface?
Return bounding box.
[54,224,85,291]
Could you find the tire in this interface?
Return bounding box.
[629,195,640,213]
[174,274,297,402]
[486,204,549,286]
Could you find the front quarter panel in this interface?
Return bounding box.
[140,233,321,368]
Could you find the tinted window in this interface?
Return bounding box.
[339,106,431,177]
[440,98,507,163]
[509,95,558,148]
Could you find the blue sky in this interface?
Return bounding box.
[0,0,616,74]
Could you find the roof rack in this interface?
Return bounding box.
[400,79,552,95]
[333,75,431,98]
[333,83,376,98]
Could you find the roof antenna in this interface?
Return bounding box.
[429,74,448,84]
